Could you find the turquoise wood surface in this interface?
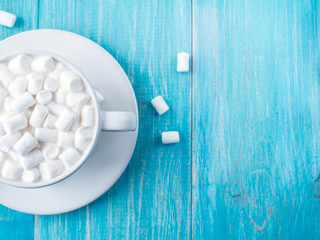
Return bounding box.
[0,0,320,239]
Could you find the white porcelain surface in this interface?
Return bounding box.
[0,29,139,215]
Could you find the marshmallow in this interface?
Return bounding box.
[48,63,66,80]
[55,110,77,132]
[8,150,19,162]
[95,90,104,103]
[8,55,31,75]
[151,96,169,115]
[8,77,27,97]
[71,117,79,131]
[26,73,44,95]
[43,114,57,128]
[161,131,180,144]
[57,131,74,147]
[0,112,15,123]
[0,64,14,86]
[0,132,21,152]
[54,88,67,104]
[3,115,27,133]
[3,96,13,111]
[177,52,190,72]
[75,127,93,151]
[47,102,67,115]
[66,92,89,108]
[29,104,48,127]
[0,11,16,28]
[81,105,95,127]
[31,56,55,73]
[22,168,40,183]
[1,160,22,180]
[19,149,42,170]
[44,77,59,92]
[42,143,60,160]
[59,148,81,168]
[0,88,8,104]
[36,90,52,105]
[13,131,38,156]
[12,92,35,113]
[39,160,65,180]
[60,71,84,92]
[34,128,58,142]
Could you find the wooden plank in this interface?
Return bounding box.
[0,0,38,239]
[192,0,320,238]
[35,0,192,239]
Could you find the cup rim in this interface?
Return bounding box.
[0,50,101,188]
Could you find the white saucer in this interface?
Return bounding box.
[0,30,139,215]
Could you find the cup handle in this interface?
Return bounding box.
[100,111,137,132]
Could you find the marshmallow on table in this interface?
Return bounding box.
[55,110,77,132]
[48,63,66,81]
[36,90,52,105]
[26,73,44,95]
[47,102,67,115]
[1,160,22,180]
[54,88,67,104]
[8,55,31,75]
[151,96,169,115]
[0,132,21,152]
[39,160,65,180]
[0,11,16,28]
[22,168,40,183]
[19,149,42,170]
[12,92,35,113]
[0,88,8,104]
[42,143,60,160]
[57,131,74,147]
[59,148,81,168]
[75,127,93,151]
[34,128,58,142]
[29,104,48,127]
[60,71,84,92]
[31,56,55,73]
[3,115,27,133]
[43,114,57,128]
[0,64,14,87]
[161,131,180,144]
[95,90,104,103]
[177,52,190,72]
[13,131,38,156]
[66,92,89,108]
[44,77,59,92]
[8,77,27,97]
[81,105,95,127]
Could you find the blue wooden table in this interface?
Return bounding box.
[1,0,320,239]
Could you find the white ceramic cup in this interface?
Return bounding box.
[0,50,137,188]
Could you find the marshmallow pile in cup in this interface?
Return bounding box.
[0,54,95,184]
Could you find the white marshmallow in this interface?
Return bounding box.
[1,160,22,180]
[0,88,8,104]
[8,150,19,162]
[54,88,67,104]
[0,11,16,28]
[22,168,40,183]
[57,131,74,147]
[12,92,35,113]
[0,112,15,123]
[29,104,48,127]
[34,128,58,142]
[36,90,52,105]
[8,55,31,75]
[71,117,80,131]
[44,77,59,92]
[95,90,104,103]
[0,64,14,86]
[43,114,57,128]
[55,110,77,132]
[31,56,55,73]
[3,96,13,111]
[177,52,190,72]
[8,77,27,97]
[161,131,180,144]
[81,105,95,127]
[75,127,93,151]
[19,149,42,169]
[60,71,84,92]
[66,92,89,108]
[3,115,27,133]
[26,73,44,95]
[39,160,65,180]
[13,131,38,156]
[48,63,66,80]
[0,132,21,152]
[47,102,67,115]
[42,143,60,160]
[151,96,169,115]
[59,148,81,168]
